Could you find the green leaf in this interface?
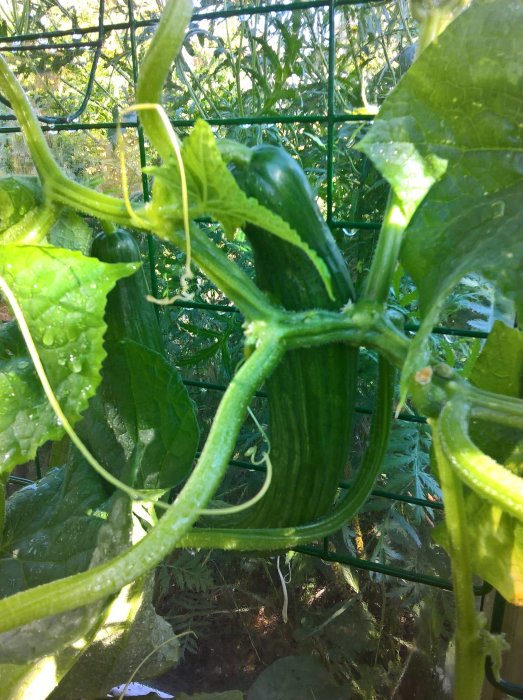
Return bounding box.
[434,494,523,605]
[51,573,179,700]
[470,321,523,466]
[470,321,523,399]
[151,119,333,299]
[0,452,178,699]
[357,0,523,226]
[357,0,523,391]
[0,454,131,681]
[404,179,523,322]
[0,245,136,474]
[247,655,347,700]
[0,176,59,245]
[76,339,199,491]
[0,176,41,234]
[0,459,108,599]
[49,210,93,254]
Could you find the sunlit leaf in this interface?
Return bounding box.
[0,245,136,474]
[357,0,523,390]
[150,119,334,299]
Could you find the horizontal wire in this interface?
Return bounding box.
[0,113,372,127]
[2,41,100,52]
[293,545,491,594]
[0,0,384,47]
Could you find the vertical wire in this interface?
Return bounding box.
[34,450,42,480]
[326,0,336,227]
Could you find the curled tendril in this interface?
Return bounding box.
[199,406,273,516]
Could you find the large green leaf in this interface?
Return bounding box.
[247,655,347,700]
[49,210,93,254]
[150,119,334,299]
[0,458,108,599]
[0,453,178,699]
[50,573,179,700]
[358,0,523,234]
[0,454,129,695]
[470,321,523,400]
[356,0,523,389]
[76,339,199,491]
[0,245,136,474]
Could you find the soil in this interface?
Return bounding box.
[150,551,451,699]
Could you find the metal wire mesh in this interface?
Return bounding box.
[0,1,517,693]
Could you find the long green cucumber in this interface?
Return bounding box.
[233,145,358,527]
[183,358,393,549]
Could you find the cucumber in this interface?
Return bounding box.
[233,146,358,527]
[90,228,164,354]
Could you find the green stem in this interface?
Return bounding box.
[180,357,395,550]
[461,383,523,428]
[0,333,283,634]
[136,0,193,161]
[361,191,408,305]
[182,223,274,320]
[471,404,523,431]
[413,1,470,56]
[438,399,523,521]
[432,415,484,700]
[47,178,136,227]
[277,304,410,370]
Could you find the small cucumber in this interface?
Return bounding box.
[90,228,164,354]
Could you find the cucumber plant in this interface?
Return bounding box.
[0,0,522,698]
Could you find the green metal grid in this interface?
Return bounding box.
[0,0,516,693]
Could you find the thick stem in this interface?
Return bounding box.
[277,304,410,370]
[0,54,62,181]
[0,333,283,633]
[1,204,58,244]
[361,191,408,305]
[180,357,395,550]
[462,382,523,428]
[136,0,193,161]
[47,178,136,227]
[432,416,484,700]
